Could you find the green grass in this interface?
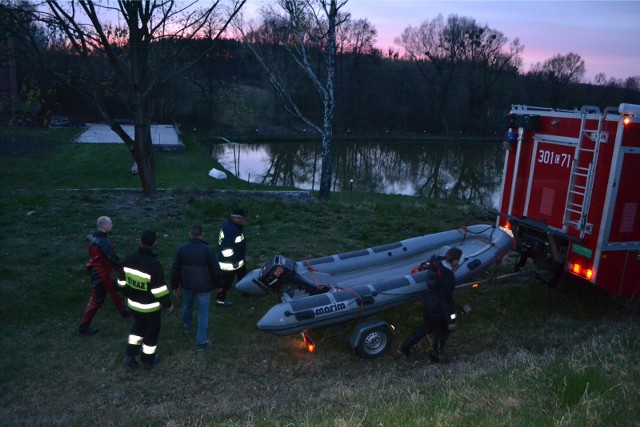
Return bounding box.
[0,126,639,426]
[0,125,266,190]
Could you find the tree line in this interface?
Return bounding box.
[1,0,639,197]
[3,3,639,136]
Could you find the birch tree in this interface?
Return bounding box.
[240,0,348,200]
[9,0,246,196]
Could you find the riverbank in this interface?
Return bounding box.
[220,131,502,144]
[1,126,638,425]
[1,187,638,426]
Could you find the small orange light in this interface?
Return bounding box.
[472,283,479,288]
[568,262,594,280]
[571,263,581,274]
[623,117,631,125]
[504,221,511,230]
[301,332,315,353]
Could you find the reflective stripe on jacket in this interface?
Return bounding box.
[217,219,246,270]
[118,247,171,313]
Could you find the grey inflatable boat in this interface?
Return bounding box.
[236,224,513,337]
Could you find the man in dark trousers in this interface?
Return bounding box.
[78,215,129,335]
[172,225,222,351]
[399,247,463,363]
[118,230,173,369]
[216,208,247,307]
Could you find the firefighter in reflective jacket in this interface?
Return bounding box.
[118,230,173,369]
[399,247,462,363]
[216,208,247,307]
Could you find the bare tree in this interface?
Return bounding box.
[239,0,348,200]
[529,52,585,108]
[1,1,44,122]
[9,0,246,196]
[396,14,522,134]
[336,17,376,56]
[335,16,376,81]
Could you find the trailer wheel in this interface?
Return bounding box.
[355,325,393,359]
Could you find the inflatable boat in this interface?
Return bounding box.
[236,224,513,339]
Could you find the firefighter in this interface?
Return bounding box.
[398,247,463,363]
[78,216,129,335]
[216,208,247,307]
[118,230,173,370]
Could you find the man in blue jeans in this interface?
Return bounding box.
[171,225,222,351]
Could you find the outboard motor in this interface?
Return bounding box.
[253,255,297,293]
[253,255,330,295]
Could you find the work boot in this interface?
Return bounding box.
[393,349,408,359]
[197,340,212,351]
[216,300,233,307]
[143,355,161,370]
[79,326,99,335]
[401,345,410,358]
[124,355,139,368]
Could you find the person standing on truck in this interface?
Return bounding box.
[216,208,247,307]
[398,247,463,363]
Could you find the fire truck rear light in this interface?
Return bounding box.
[623,116,631,125]
[568,262,593,280]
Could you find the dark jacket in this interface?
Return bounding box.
[217,219,246,271]
[423,257,457,329]
[86,231,123,285]
[118,247,172,313]
[171,238,222,292]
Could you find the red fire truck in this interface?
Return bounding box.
[495,103,640,296]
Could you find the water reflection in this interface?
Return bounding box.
[210,140,504,207]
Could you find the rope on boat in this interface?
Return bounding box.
[456,224,501,268]
[304,259,334,293]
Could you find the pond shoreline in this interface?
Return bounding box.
[217,133,502,144]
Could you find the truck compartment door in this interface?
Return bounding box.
[525,139,575,229]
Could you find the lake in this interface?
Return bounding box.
[210,139,505,208]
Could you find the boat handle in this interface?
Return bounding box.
[284,310,316,320]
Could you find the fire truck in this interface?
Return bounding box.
[495,103,640,297]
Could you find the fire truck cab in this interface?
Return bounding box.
[496,103,640,297]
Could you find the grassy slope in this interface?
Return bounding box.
[0,126,638,426]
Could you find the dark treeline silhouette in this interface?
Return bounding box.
[2,7,639,138]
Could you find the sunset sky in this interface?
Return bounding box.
[345,0,640,81]
[248,0,640,82]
